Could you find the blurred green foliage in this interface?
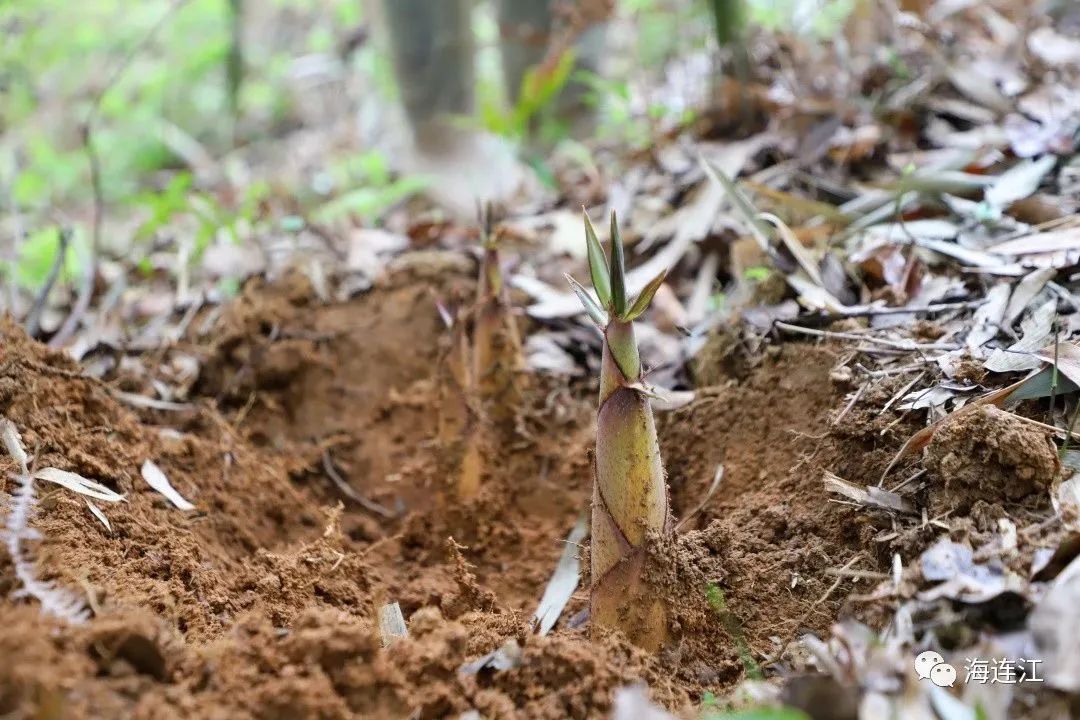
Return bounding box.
[745,0,855,36]
[313,150,429,223]
[699,689,811,720]
[1,0,854,300]
[3,227,86,291]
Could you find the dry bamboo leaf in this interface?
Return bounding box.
[460,639,523,674]
[786,273,847,313]
[984,298,1057,373]
[611,685,678,720]
[86,501,112,532]
[928,684,979,720]
[1030,556,1080,691]
[33,467,125,503]
[378,602,408,646]
[1027,27,1080,67]
[990,227,1080,257]
[1002,268,1055,328]
[946,63,1011,114]
[757,212,824,287]
[967,283,1011,349]
[823,472,915,514]
[112,390,194,412]
[0,418,29,475]
[916,237,1018,271]
[985,156,1058,209]
[533,515,588,636]
[1035,342,1080,388]
[140,459,195,511]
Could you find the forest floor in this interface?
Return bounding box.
[3,2,1080,719]
[0,269,884,719]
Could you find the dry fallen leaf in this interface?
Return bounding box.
[34,467,126,503]
[532,515,588,636]
[141,459,195,511]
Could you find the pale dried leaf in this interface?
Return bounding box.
[984,298,1057,373]
[378,602,408,646]
[967,283,1011,349]
[758,212,824,287]
[141,459,195,511]
[1028,27,1080,67]
[897,385,958,411]
[985,156,1057,209]
[460,639,523,674]
[823,472,914,514]
[33,467,125,503]
[928,685,977,720]
[533,515,587,636]
[86,501,112,532]
[1002,268,1055,327]
[1035,341,1080,388]
[990,227,1080,256]
[1030,556,1080,691]
[1,418,29,475]
[610,685,678,720]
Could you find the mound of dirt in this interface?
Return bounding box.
[924,405,1059,509]
[0,268,900,718]
[660,344,883,668]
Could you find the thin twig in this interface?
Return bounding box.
[888,468,926,493]
[785,299,988,328]
[321,450,395,519]
[833,381,869,426]
[855,359,937,378]
[24,228,70,338]
[774,321,960,351]
[778,554,863,656]
[1051,318,1060,420]
[879,370,927,415]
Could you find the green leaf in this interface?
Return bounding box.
[565,274,608,326]
[623,269,667,321]
[15,227,83,291]
[313,176,428,223]
[583,212,611,307]
[702,709,809,720]
[743,266,771,282]
[608,212,627,316]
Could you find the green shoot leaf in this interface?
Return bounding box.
[623,269,667,321]
[609,212,627,316]
[700,157,773,253]
[566,274,609,326]
[583,211,611,308]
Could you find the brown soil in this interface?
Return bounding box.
[924,405,1060,509]
[0,263,979,719]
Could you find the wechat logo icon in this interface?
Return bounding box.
[914,650,957,687]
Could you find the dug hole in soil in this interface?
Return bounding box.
[1,258,923,719]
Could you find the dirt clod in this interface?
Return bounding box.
[924,405,1059,508]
